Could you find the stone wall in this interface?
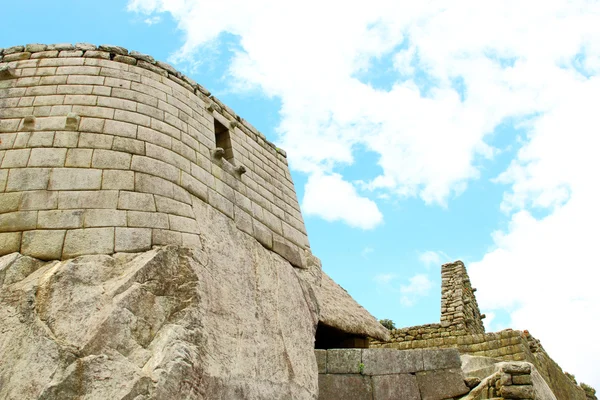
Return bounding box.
[371,258,593,400]
[441,260,485,334]
[462,362,536,400]
[0,43,309,267]
[316,348,470,400]
[373,328,533,361]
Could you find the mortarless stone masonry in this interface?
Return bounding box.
[371,259,594,400]
[0,43,310,266]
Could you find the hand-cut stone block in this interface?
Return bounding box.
[362,349,423,375]
[372,374,420,400]
[318,374,372,400]
[326,349,362,374]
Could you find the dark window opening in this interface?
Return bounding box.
[214,118,234,161]
[315,322,369,349]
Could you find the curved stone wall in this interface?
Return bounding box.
[0,43,309,265]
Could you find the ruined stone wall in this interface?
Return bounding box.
[441,260,485,334]
[315,348,470,400]
[0,43,309,266]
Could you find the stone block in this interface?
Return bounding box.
[362,349,424,375]
[282,220,309,248]
[53,132,78,149]
[78,117,105,133]
[0,192,21,213]
[0,232,21,255]
[326,349,362,374]
[261,208,283,235]
[372,374,420,400]
[103,119,138,138]
[1,149,31,168]
[168,214,200,234]
[416,368,469,400]
[152,229,182,246]
[131,155,179,183]
[253,220,273,249]
[234,207,253,236]
[318,374,372,400]
[315,350,327,374]
[58,190,119,209]
[172,185,192,205]
[63,227,114,258]
[102,170,134,191]
[65,149,93,168]
[0,211,38,232]
[127,211,169,229]
[272,237,306,269]
[135,173,174,198]
[422,348,462,370]
[49,168,102,190]
[208,189,234,219]
[181,233,201,248]
[117,191,156,212]
[512,374,532,385]
[0,170,7,191]
[112,137,145,155]
[21,230,66,260]
[115,227,152,252]
[27,148,67,167]
[92,149,132,170]
[38,210,84,229]
[78,132,113,149]
[502,362,532,375]
[6,168,51,191]
[155,196,194,218]
[181,172,208,202]
[137,126,172,148]
[500,385,534,399]
[83,209,127,227]
[19,191,58,210]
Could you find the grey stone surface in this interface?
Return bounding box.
[326,349,362,374]
[315,350,327,374]
[372,374,420,400]
[422,348,461,370]
[318,374,372,400]
[416,368,469,400]
[0,219,319,399]
[362,349,423,375]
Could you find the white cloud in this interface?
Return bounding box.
[302,173,383,229]
[373,273,396,286]
[400,274,433,307]
[128,0,600,388]
[361,247,375,258]
[143,16,161,25]
[419,250,450,269]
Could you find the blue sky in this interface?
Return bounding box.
[3,0,600,389]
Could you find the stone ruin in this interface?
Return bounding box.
[0,43,596,400]
[371,261,597,400]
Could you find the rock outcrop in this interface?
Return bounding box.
[0,198,385,399]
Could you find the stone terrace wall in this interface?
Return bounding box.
[372,328,590,400]
[315,348,470,400]
[441,260,485,334]
[373,328,532,361]
[0,43,309,266]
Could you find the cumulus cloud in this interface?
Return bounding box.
[419,250,450,269]
[373,273,396,286]
[400,274,433,307]
[128,0,600,387]
[302,173,383,229]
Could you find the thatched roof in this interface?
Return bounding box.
[316,271,390,342]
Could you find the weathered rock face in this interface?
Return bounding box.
[0,199,323,399]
